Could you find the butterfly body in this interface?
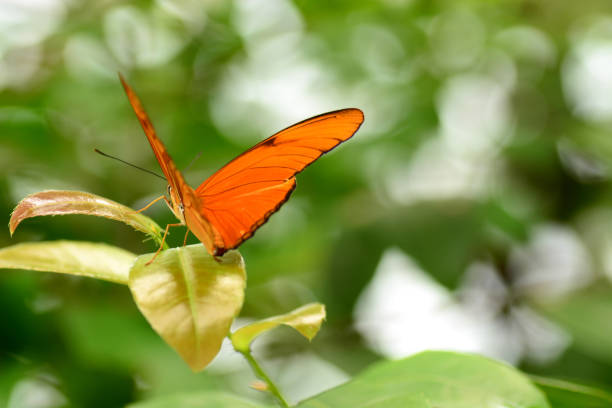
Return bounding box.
[164,167,223,255]
[119,75,364,257]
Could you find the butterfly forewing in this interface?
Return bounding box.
[196,109,364,253]
[119,76,183,193]
[119,74,191,221]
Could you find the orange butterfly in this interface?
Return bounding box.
[119,75,364,261]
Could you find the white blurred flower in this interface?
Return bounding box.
[8,377,66,408]
[386,71,513,204]
[510,224,594,300]
[563,17,612,122]
[354,248,570,365]
[354,249,492,359]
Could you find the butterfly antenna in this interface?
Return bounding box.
[94,148,166,181]
[183,151,203,172]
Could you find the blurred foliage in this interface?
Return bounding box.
[4,0,612,406]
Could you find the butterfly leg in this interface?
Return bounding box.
[182,229,190,246]
[146,222,183,265]
[134,195,166,213]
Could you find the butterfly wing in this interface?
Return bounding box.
[119,75,189,217]
[120,75,222,253]
[195,108,364,255]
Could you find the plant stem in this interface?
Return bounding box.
[237,348,290,407]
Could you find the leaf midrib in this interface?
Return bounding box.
[178,248,200,361]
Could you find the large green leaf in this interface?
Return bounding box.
[127,391,267,408]
[231,303,325,352]
[297,351,550,408]
[0,241,136,284]
[533,376,612,408]
[129,244,246,372]
[9,190,166,246]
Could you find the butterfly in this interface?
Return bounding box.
[119,74,364,262]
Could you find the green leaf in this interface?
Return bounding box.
[127,391,267,408]
[0,241,136,284]
[297,351,551,408]
[231,303,325,352]
[9,190,166,246]
[533,376,612,408]
[129,244,246,372]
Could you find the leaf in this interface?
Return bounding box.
[297,351,550,408]
[129,244,246,372]
[231,303,325,352]
[0,241,136,284]
[127,391,268,408]
[9,190,165,246]
[533,376,612,408]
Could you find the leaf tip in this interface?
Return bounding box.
[8,211,20,236]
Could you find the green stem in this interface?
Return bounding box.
[237,348,290,407]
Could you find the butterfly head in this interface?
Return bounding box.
[166,185,186,223]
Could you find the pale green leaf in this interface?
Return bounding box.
[129,244,246,372]
[231,303,325,352]
[127,391,267,408]
[297,351,551,408]
[0,241,136,284]
[9,190,165,246]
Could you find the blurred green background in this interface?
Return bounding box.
[3,0,612,406]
